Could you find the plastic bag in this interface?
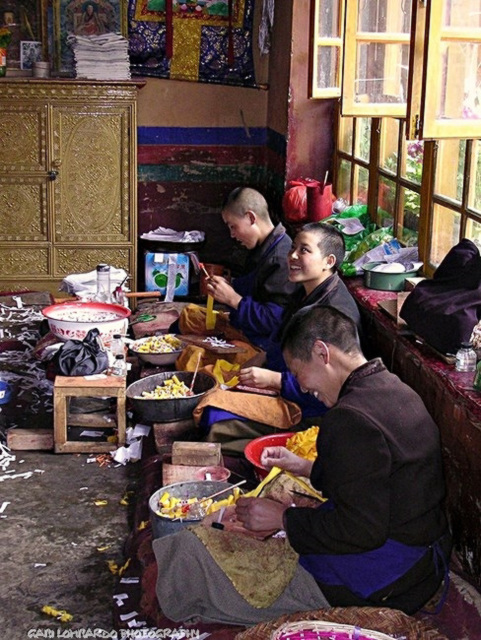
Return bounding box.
[53,328,109,376]
[282,181,309,223]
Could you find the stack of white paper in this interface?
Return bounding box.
[67,33,131,80]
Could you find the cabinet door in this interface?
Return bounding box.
[52,103,133,244]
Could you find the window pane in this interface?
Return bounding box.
[437,42,481,120]
[355,165,369,204]
[338,117,354,153]
[355,43,411,104]
[400,187,420,246]
[380,118,400,173]
[465,218,481,250]
[430,204,461,267]
[377,176,396,228]
[317,47,340,90]
[435,139,466,204]
[338,159,352,202]
[358,0,412,33]
[443,0,481,28]
[318,0,340,37]
[354,118,371,162]
[470,140,481,212]
[402,141,424,185]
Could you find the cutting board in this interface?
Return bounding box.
[181,334,247,354]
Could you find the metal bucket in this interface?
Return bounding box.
[149,480,235,539]
[126,371,217,423]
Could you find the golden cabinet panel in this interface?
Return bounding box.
[0,79,139,293]
[0,248,49,277]
[0,104,47,172]
[0,177,48,241]
[55,248,132,276]
[53,107,131,243]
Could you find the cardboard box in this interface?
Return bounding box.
[145,252,190,296]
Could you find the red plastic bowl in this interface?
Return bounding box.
[244,432,295,479]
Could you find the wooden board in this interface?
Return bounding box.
[161,462,206,485]
[181,334,247,355]
[7,428,53,451]
[171,441,222,467]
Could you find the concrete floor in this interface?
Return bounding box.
[0,449,138,639]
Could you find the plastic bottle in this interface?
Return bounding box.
[110,334,124,358]
[455,342,477,372]
[111,354,126,377]
[473,359,481,391]
[96,264,111,303]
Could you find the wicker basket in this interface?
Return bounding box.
[271,621,395,640]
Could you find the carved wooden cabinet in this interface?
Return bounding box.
[0,79,140,294]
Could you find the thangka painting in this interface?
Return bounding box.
[55,0,127,74]
[128,0,255,86]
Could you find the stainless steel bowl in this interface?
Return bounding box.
[125,370,217,423]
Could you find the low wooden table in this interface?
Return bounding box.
[53,375,126,454]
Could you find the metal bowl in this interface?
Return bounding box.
[362,261,420,292]
[126,370,217,423]
[149,480,236,539]
[129,335,185,366]
[42,301,131,343]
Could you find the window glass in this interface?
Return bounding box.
[338,159,352,202]
[377,176,396,228]
[402,140,424,185]
[354,118,371,162]
[437,42,481,121]
[469,140,481,212]
[338,117,354,153]
[380,118,400,173]
[316,47,341,91]
[434,139,466,204]
[465,218,481,250]
[400,187,420,246]
[318,0,340,37]
[431,204,461,267]
[355,165,369,204]
[355,43,411,105]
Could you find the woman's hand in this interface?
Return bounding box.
[206,276,242,309]
[260,445,313,477]
[238,367,282,390]
[235,496,286,533]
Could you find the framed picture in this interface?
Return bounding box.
[0,0,47,69]
[20,40,42,69]
[54,0,127,75]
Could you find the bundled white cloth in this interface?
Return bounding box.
[140,226,205,243]
[60,266,129,296]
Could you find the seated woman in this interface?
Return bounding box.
[178,186,298,351]
[153,307,451,625]
[199,222,363,453]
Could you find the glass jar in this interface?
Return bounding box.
[110,334,124,359]
[455,342,477,372]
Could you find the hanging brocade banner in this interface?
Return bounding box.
[128,0,255,87]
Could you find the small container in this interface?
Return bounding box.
[111,354,126,377]
[455,342,477,372]
[32,61,50,78]
[96,264,111,303]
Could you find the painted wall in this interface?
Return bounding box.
[135,0,336,282]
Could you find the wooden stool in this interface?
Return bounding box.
[54,375,126,454]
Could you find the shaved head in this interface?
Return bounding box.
[222,187,271,223]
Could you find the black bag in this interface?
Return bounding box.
[400,239,481,354]
[54,328,109,376]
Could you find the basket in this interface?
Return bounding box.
[271,621,395,640]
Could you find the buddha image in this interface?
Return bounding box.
[65,0,116,37]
